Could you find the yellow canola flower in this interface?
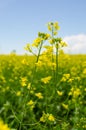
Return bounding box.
[49,39,54,44]
[0,76,6,83]
[33,37,42,44]
[16,91,21,96]
[21,77,27,87]
[40,112,47,122]
[43,46,53,55]
[69,87,81,98]
[27,83,31,89]
[21,58,28,65]
[61,73,70,82]
[69,87,74,96]
[68,78,74,83]
[47,22,60,31]
[44,33,50,40]
[60,41,67,47]
[27,100,35,109]
[40,116,45,122]
[40,112,55,122]
[84,88,86,91]
[62,103,68,110]
[48,114,55,122]
[41,76,52,84]
[35,92,43,99]
[24,43,32,52]
[57,90,63,96]
[35,61,43,67]
[21,77,27,82]
[54,22,60,30]
[52,62,56,68]
[64,74,70,79]
[32,37,43,47]
[83,68,86,74]
[0,120,10,130]
[73,88,81,98]
[43,45,53,50]
[47,24,52,31]
[61,77,66,82]
[27,100,34,105]
[68,91,72,96]
[38,32,50,40]
[53,31,57,35]
[30,90,34,94]
[32,43,39,47]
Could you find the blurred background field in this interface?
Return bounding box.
[0,53,86,130]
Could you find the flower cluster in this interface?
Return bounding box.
[0,120,10,130]
[40,112,55,122]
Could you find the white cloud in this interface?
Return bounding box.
[63,34,86,54]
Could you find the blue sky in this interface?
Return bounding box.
[0,0,86,54]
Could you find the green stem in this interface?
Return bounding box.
[30,40,44,86]
[36,40,43,63]
[55,46,58,85]
[51,25,55,78]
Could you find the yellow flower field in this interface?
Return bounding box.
[0,53,86,130]
[0,22,86,130]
